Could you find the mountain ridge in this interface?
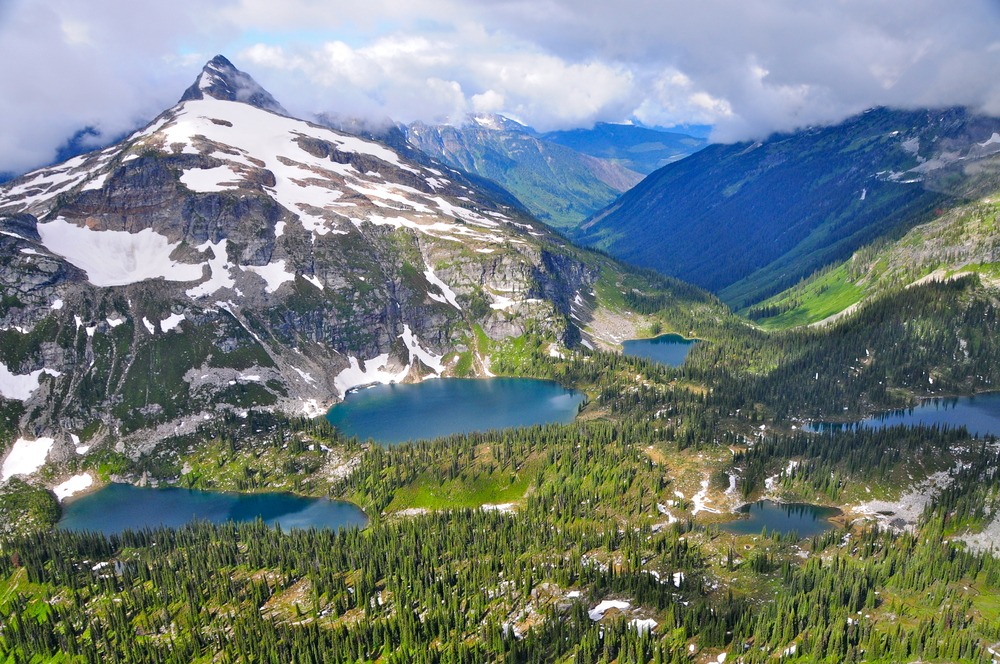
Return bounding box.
[574,106,1000,309]
[0,56,719,463]
[404,114,645,229]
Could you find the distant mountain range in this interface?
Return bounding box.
[574,107,1000,309]
[405,115,648,229]
[540,122,707,175]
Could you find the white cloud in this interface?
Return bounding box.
[238,27,636,130]
[3,0,1000,174]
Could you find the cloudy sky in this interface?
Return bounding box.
[3,0,1000,174]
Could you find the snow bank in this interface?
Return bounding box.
[0,362,59,401]
[334,327,446,395]
[186,240,233,298]
[53,473,93,501]
[423,268,462,309]
[243,259,296,293]
[630,618,657,634]
[400,325,445,372]
[38,218,204,287]
[1,437,55,480]
[180,165,241,193]
[160,313,185,332]
[334,354,409,396]
[589,600,631,621]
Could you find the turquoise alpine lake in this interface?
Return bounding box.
[720,500,841,538]
[326,378,584,444]
[58,484,367,535]
[622,334,699,367]
[806,392,1000,437]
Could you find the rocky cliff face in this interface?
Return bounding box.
[0,57,612,463]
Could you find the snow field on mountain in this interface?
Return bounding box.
[53,473,93,501]
[157,98,511,245]
[333,325,446,396]
[1,437,54,481]
[242,259,296,293]
[37,218,205,287]
[0,362,60,401]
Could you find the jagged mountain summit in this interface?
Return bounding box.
[0,56,668,459]
[405,114,645,229]
[179,55,288,115]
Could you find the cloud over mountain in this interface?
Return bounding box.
[3,0,1000,173]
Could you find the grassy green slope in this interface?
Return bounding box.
[748,192,1000,329]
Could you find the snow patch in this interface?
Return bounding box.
[630,618,657,634]
[142,317,156,334]
[53,473,93,501]
[186,240,234,298]
[691,479,719,514]
[180,165,242,192]
[301,399,327,417]
[401,324,445,372]
[292,366,316,384]
[589,600,631,621]
[160,313,185,332]
[423,268,462,309]
[980,132,1000,147]
[334,354,408,396]
[243,259,296,293]
[0,362,59,401]
[38,218,205,287]
[302,274,324,290]
[1,437,55,480]
[51,299,63,310]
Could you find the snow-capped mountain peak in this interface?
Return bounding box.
[179,55,287,115]
[0,56,600,437]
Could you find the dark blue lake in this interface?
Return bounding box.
[806,392,1000,436]
[720,500,841,538]
[622,334,699,367]
[58,484,367,534]
[326,378,584,444]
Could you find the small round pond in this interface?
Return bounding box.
[325,377,584,445]
[806,392,1000,437]
[58,484,368,535]
[720,500,841,538]
[622,334,699,367]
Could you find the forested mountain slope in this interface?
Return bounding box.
[574,107,1000,309]
[747,184,1000,328]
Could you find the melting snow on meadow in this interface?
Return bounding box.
[1,437,55,481]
